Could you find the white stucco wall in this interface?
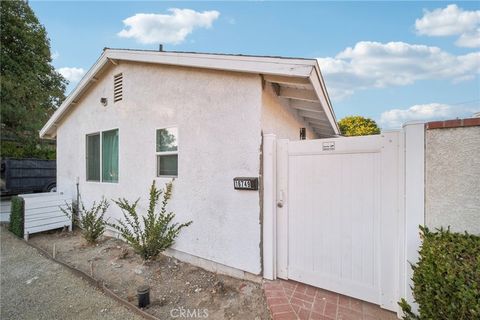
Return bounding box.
[261,83,317,140]
[56,62,263,274]
[425,126,480,235]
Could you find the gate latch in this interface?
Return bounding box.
[277,190,285,208]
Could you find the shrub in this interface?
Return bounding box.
[108,180,192,260]
[61,198,109,243]
[399,226,480,320]
[9,196,24,237]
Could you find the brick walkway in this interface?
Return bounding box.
[263,280,398,320]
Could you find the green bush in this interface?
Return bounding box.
[399,226,480,320]
[108,180,192,260]
[61,198,109,243]
[9,196,24,237]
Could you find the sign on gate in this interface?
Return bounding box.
[322,141,335,151]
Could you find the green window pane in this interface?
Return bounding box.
[157,155,178,176]
[102,129,119,183]
[86,134,100,181]
[156,128,178,152]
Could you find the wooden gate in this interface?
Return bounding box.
[275,133,401,311]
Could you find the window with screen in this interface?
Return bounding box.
[86,133,100,181]
[156,127,178,177]
[86,129,119,183]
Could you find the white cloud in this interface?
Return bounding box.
[380,103,478,128]
[118,8,220,44]
[58,67,86,84]
[415,4,480,47]
[317,41,480,101]
[455,29,480,48]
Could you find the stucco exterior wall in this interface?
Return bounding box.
[425,126,480,234]
[56,61,263,274]
[261,83,317,140]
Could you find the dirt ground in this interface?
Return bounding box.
[29,229,270,320]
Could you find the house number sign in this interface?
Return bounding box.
[233,177,258,191]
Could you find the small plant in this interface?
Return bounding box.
[61,198,109,244]
[108,180,192,260]
[9,196,24,237]
[399,226,480,320]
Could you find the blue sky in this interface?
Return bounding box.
[31,1,480,128]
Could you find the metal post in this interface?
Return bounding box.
[75,177,80,230]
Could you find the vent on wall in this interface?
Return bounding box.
[113,73,123,102]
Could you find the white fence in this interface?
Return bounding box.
[263,123,426,316]
[20,192,72,240]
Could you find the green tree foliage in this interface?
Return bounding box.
[338,116,380,136]
[108,181,192,260]
[399,226,480,320]
[1,0,66,159]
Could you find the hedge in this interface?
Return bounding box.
[399,226,480,320]
[9,196,25,237]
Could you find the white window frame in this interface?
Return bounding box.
[85,127,120,183]
[155,126,178,178]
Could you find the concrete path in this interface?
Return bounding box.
[0,228,144,320]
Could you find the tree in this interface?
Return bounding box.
[338,116,380,137]
[1,0,66,159]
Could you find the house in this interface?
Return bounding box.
[40,48,340,279]
[42,49,478,315]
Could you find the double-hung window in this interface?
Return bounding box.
[86,133,101,181]
[156,127,178,177]
[86,129,119,183]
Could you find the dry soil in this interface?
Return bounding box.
[29,229,270,320]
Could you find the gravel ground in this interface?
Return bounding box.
[0,228,144,320]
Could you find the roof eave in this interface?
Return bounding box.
[40,51,110,139]
[106,49,315,77]
[40,49,338,139]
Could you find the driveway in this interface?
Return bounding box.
[0,228,143,320]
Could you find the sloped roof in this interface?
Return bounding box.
[40,48,339,138]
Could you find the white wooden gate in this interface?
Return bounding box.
[275,132,402,311]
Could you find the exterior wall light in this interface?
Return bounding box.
[100,97,108,106]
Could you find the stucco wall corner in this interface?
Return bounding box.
[425,126,480,235]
